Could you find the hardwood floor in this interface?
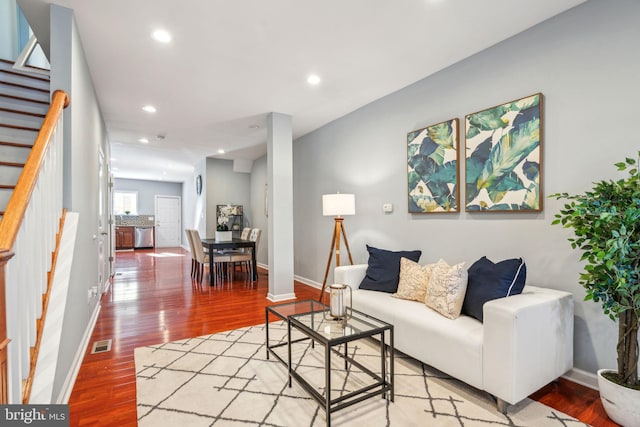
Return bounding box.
[68,247,618,426]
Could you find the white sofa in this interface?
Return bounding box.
[334,264,574,412]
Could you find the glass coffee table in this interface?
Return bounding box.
[265,299,394,426]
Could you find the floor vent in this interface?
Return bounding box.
[91,339,112,354]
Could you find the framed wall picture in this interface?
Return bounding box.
[407,118,460,213]
[464,93,543,212]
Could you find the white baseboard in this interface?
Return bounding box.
[267,292,297,302]
[294,274,321,289]
[562,367,598,390]
[56,301,101,404]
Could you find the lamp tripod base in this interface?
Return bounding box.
[318,218,353,301]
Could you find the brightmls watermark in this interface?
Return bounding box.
[1,405,69,426]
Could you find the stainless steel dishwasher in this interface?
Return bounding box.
[134,226,155,248]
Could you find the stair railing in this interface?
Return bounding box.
[0,89,69,403]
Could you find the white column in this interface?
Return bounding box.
[266,112,295,301]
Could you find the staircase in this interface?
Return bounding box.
[0,57,67,404]
[0,59,50,219]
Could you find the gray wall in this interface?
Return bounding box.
[182,158,253,245]
[50,5,111,401]
[250,155,268,264]
[292,0,640,377]
[0,0,18,60]
[204,158,251,237]
[114,178,182,215]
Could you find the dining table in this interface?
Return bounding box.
[201,237,258,285]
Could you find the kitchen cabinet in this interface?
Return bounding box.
[116,226,134,249]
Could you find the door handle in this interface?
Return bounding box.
[101,232,108,235]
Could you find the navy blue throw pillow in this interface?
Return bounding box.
[462,256,527,322]
[359,245,422,293]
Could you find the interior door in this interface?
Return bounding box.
[155,195,181,247]
[108,172,115,276]
[98,149,108,293]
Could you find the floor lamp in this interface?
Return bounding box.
[318,193,355,301]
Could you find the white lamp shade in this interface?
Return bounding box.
[322,193,355,216]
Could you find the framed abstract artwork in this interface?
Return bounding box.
[407,118,460,213]
[464,93,543,212]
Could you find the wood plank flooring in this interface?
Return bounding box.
[68,247,618,426]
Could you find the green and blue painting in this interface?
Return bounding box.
[465,93,542,212]
[407,118,459,213]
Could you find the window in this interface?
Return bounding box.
[114,191,138,215]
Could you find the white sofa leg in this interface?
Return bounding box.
[496,397,508,414]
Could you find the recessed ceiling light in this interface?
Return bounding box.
[152,29,172,43]
[142,105,157,113]
[218,149,225,154]
[139,138,149,143]
[307,74,321,85]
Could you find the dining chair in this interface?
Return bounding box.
[188,229,207,282]
[240,227,251,240]
[228,228,261,281]
[190,229,232,284]
[185,229,197,279]
[227,226,254,272]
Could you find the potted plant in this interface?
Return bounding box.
[551,152,640,425]
[215,209,232,242]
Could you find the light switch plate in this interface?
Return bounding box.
[383,203,393,213]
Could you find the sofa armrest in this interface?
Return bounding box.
[334,264,367,290]
[482,286,574,405]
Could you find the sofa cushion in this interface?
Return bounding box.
[424,259,468,319]
[462,256,527,322]
[394,257,433,302]
[359,245,421,293]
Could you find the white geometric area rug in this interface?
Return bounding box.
[135,322,588,427]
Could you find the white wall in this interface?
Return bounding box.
[49,4,111,401]
[292,0,640,376]
[0,0,18,60]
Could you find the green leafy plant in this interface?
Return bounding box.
[216,219,229,232]
[216,205,235,231]
[551,152,640,389]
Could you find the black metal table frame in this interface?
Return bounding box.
[265,300,394,426]
[265,301,322,366]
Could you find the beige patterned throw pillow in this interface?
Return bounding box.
[424,259,468,319]
[394,257,432,302]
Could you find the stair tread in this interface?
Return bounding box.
[0,93,49,106]
[0,59,50,79]
[0,106,46,119]
[0,80,49,94]
[0,68,50,84]
[0,140,33,148]
[0,62,45,199]
[0,123,39,132]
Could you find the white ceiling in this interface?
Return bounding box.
[20,0,585,183]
